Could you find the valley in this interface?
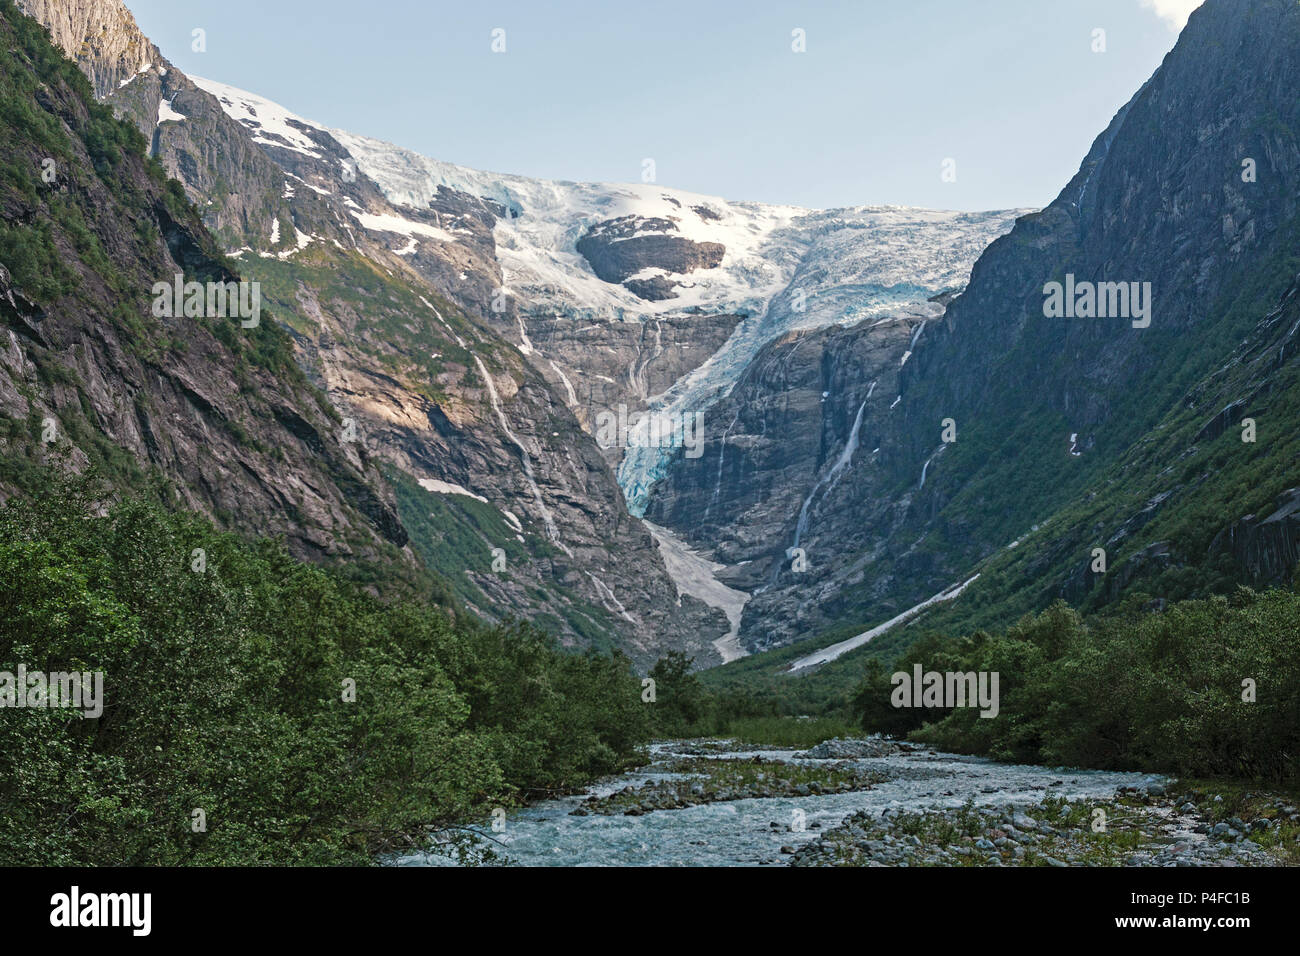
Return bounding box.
[1,0,1298,874]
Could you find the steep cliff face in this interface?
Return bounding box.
[0,1,409,574]
[26,0,1293,670]
[575,215,726,294]
[12,0,729,666]
[73,26,1015,663]
[647,310,927,574]
[683,0,1300,656]
[330,129,1024,508]
[13,0,155,97]
[16,0,291,249]
[173,85,732,668]
[1211,489,1300,587]
[882,0,1300,606]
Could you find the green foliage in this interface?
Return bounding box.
[712,716,859,749]
[0,471,649,865]
[852,594,1300,784]
[0,216,73,300]
[646,651,708,737]
[640,654,858,746]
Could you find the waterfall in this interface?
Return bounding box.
[705,406,744,520]
[473,355,572,556]
[792,399,868,550]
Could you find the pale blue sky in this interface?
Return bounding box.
[125,0,1198,211]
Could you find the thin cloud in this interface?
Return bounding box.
[1139,0,1207,31]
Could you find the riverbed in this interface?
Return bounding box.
[397,738,1167,867]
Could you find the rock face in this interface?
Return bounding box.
[876,0,1300,608]
[1211,491,1300,587]
[671,0,1300,652]
[14,0,155,97]
[11,0,728,667]
[647,311,925,578]
[42,6,1017,663]
[575,215,726,297]
[327,128,1025,514]
[17,0,289,250]
[24,0,1296,666]
[646,301,964,651]
[0,6,406,570]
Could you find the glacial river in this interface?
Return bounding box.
[397,740,1163,867]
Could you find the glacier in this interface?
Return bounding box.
[192,76,1027,518]
[334,141,1025,512]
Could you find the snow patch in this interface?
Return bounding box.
[347,209,458,244]
[157,98,184,125]
[418,477,487,503]
[645,521,750,663]
[191,75,325,158]
[787,575,980,673]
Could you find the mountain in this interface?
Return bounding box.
[700,0,1300,678]
[13,0,1030,666]
[28,0,1279,674]
[327,132,1024,513]
[0,0,410,580]
[214,88,1021,661]
[9,0,733,666]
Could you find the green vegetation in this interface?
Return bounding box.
[852,591,1300,785]
[0,0,307,384]
[576,755,884,815]
[714,716,859,749]
[244,248,480,406]
[692,183,1300,720]
[389,469,626,654]
[1169,779,1300,865]
[645,651,710,736]
[701,222,1300,722]
[387,468,520,613]
[643,651,854,746]
[0,472,650,865]
[813,795,1202,867]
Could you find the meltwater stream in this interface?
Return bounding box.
[397,740,1163,867]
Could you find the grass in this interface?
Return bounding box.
[707,716,860,749]
[577,755,884,815]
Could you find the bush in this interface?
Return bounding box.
[852,595,1300,784]
[0,471,649,864]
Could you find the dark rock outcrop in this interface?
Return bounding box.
[576,215,725,299]
[1210,489,1300,585]
[13,0,729,666]
[0,6,408,568]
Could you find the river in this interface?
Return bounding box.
[397,738,1164,867]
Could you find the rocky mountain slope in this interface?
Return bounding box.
[11,0,731,666]
[329,129,1024,511]
[15,0,1031,664]
[23,0,1282,672]
[307,110,1025,659]
[690,0,1300,662]
[0,0,409,578]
